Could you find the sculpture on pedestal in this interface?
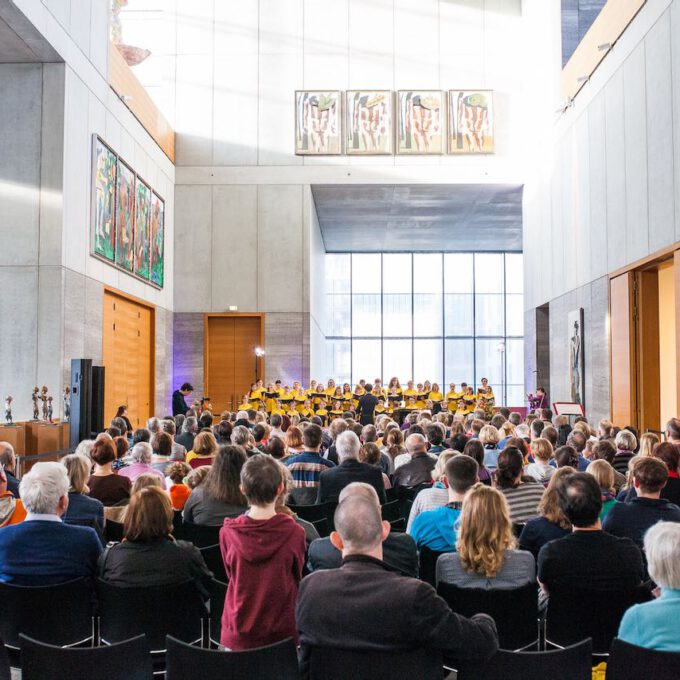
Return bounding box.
[47,396,54,423]
[4,396,12,425]
[32,387,40,420]
[40,386,49,421]
[63,386,71,422]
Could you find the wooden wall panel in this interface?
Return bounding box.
[610,273,636,427]
[636,270,660,432]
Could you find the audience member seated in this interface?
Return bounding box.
[437,484,535,589]
[61,453,104,535]
[161,417,187,459]
[276,464,320,545]
[554,445,579,469]
[538,472,644,594]
[88,438,132,506]
[150,431,176,475]
[613,430,638,475]
[132,428,151,446]
[0,442,20,497]
[166,461,191,510]
[284,424,335,505]
[564,431,590,471]
[284,426,305,457]
[308,482,417,576]
[316,431,386,504]
[618,522,680,651]
[112,436,129,470]
[0,463,25,526]
[119,442,167,488]
[296,492,498,677]
[406,461,453,532]
[591,440,626,491]
[426,423,446,454]
[479,425,501,470]
[525,439,555,485]
[620,443,680,507]
[495,447,545,524]
[359,442,392,490]
[232,425,262,458]
[392,434,437,488]
[267,436,287,460]
[183,445,247,525]
[586,459,618,519]
[518,467,573,560]
[463,439,492,485]
[175,416,198,452]
[220,454,306,650]
[603,457,680,549]
[0,463,102,585]
[185,431,219,469]
[99,486,212,593]
[409,455,478,552]
[106,473,164,523]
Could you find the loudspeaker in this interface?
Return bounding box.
[90,366,105,437]
[69,359,92,450]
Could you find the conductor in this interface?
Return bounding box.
[356,383,379,426]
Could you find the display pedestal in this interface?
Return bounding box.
[0,424,26,455]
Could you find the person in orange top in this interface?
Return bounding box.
[166,461,192,510]
[0,464,26,527]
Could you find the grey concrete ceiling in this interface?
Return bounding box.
[0,1,61,62]
[312,183,523,253]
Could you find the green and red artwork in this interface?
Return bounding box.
[92,138,117,262]
[150,191,165,288]
[134,177,152,281]
[115,158,135,272]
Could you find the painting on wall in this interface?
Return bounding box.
[134,176,152,281]
[115,158,135,273]
[150,191,165,289]
[295,90,342,155]
[568,308,584,406]
[449,90,494,153]
[345,90,393,154]
[397,90,444,154]
[91,137,117,262]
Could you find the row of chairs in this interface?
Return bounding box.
[6,634,680,680]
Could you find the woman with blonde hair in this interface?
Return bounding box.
[586,459,617,519]
[62,453,104,535]
[431,450,457,488]
[525,439,555,486]
[518,466,573,559]
[479,425,500,470]
[638,432,660,458]
[436,484,535,589]
[186,431,219,468]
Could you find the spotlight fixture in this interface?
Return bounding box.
[255,347,266,357]
[597,42,611,51]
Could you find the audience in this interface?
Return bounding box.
[613,430,638,475]
[183,445,247,525]
[0,462,25,526]
[409,455,478,551]
[0,442,20,497]
[119,442,167,488]
[0,463,102,585]
[166,461,191,510]
[185,431,219,469]
[586,458,618,519]
[495,447,545,524]
[220,454,306,651]
[437,484,535,589]
[479,425,500,470]
[87,438,131,506]
[285,424,335,505]
[525,438,555,485]
[175,416,198,452]
[296,491,498,676]
[61,453,105,536]
[392,434,436,488]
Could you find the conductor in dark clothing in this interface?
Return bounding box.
[296,492,498,677]
[316,431,386,504]
[356,384,378,426]
[172,383,194,417]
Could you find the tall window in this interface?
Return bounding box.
[323,252,524,406]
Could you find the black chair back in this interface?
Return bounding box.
[207,579,227,646]
[397,483,433,520]
[437,581,539,650]
[199,544,228,583]
[104,519,124,543]
[0,578,94,650]
[20,634,153,680]
[307,646,443,680]
[457,638,592,680]
[181,522,222,548]
[606,638,680,680]
[166,635,299,680]
[288,502,337,534]
[381,500,405,530]
[0,638,9,680]
[96,579,206,652]
[418,547,447,587]
[546,586,651,654]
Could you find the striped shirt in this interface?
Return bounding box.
[499,483,545,523]
[284,451,335,488]
[406,487,450,532]
[436,550,536,589]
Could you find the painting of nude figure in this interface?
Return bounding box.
[295,91,342,155]
[397,90,444,155]
[346,90,393,155]
[449,90,494,154]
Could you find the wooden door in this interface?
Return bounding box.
[610,273,636,428]
[205,315,263,413]
[103,290,154,428]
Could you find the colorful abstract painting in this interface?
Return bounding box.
[115,158,135,272]
[346,91,393,154]
[295,91,342,155]
[134,177,152,281]
[397,91,444,154]
[449,90,494,154]
[91,138,117,262]
[150,191,165,288]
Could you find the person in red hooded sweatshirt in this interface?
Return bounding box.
[219,453,306,650]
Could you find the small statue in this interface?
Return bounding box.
[40,385,49,421]
[32,386,40,420]
[4,396,12,425]
[47,396,54,423]
[63,386,71,422]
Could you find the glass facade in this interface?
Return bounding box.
[324,252,524,406]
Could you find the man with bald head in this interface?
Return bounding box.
[308,482,417,576]
[296,488,498,675]
[392,433,437,488]
[0,442,19,497]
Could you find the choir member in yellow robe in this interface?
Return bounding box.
[387,377,403,397]
[429,383,444,408]
[403,381,418,403]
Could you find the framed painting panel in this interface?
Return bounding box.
[345,90,393,155]
[115,158,135,273]
[134,176,152,281]
[396,90,444,154]
[295,90,342,155]
[91,136,117,262]
[150,191,165,289]
[448,90,494,154]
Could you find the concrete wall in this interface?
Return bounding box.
[523,0,680,419]
[309,198,326,381]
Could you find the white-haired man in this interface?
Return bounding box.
[316,431,386,504]
[0,462,102,585]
